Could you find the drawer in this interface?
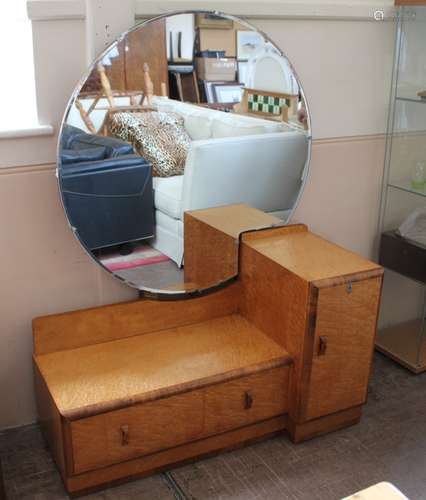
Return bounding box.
[70,366,290,474]
[204,366,289,434]
[70,390,204,474]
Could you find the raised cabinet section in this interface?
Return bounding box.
[184,204,282,289]
[302,278,382,422]
[239,218,383,442]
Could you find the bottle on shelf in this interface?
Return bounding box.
[411,161,425,190]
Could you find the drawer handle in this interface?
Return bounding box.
[244,391,253,410]
[318,336,328,356]
[120,425,129,446]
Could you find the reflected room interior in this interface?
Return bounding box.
[59,12,310,293]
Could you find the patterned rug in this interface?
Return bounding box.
[100,244,170,271]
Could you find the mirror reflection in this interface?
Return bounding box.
[59,11,311,295]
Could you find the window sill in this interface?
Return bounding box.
[0,124,54,139]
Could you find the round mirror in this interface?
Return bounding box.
[58,10,312,297]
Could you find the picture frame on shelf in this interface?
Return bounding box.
[203,81,222,103]
[237,30,264,60]
[212,83,244,103]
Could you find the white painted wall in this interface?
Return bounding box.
[0,0,396,429]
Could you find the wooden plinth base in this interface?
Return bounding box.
[287,406,363,444]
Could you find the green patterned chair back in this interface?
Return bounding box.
[239,88,298,122]
[248,93,292,116]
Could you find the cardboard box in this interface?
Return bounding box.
[195,13,234,29]
[198,28,236,58]
[195,57,237,81]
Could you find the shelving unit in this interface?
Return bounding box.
[377,3,426,373]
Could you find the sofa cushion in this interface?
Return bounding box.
[154,97,293,140]
[155,209,184,238]
[154,99,213,140]
[211,113,289,138]
[211,120,270,138]
[109,112,191,177]
[152,175,183,219]
[183,114,212,140]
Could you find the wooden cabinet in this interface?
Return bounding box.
[81,19,169,95]
[33,205,383,495]
[124,20,169,94]
[238,219,383,441]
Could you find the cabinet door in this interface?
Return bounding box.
[301,277,382,422]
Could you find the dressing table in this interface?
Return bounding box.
[33,204,382,496]
[37,10,383,496]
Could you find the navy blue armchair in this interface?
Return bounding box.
[59,125,154,251]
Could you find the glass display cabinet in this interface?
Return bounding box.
[377,2,426,373]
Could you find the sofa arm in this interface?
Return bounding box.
[61,124,135,156]
[181,131,309,215]
[72,133,134,157]
[61,155,150,176]
[61,156,152,198]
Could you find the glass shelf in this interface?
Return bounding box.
[387,179,426,197]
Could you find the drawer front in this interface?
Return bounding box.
[204,366,289,435]
[302,277,382,422]
[71,390,204,474]
[70,366,290,474]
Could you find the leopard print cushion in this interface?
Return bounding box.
[108,111,191,177]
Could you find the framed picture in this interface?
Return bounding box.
[237,31,264,60]
[212,83,244,104]
[237,61,249,86]
[203,81,219,103]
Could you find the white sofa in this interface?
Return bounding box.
[151,98,309,266]
[66,97,309,266]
